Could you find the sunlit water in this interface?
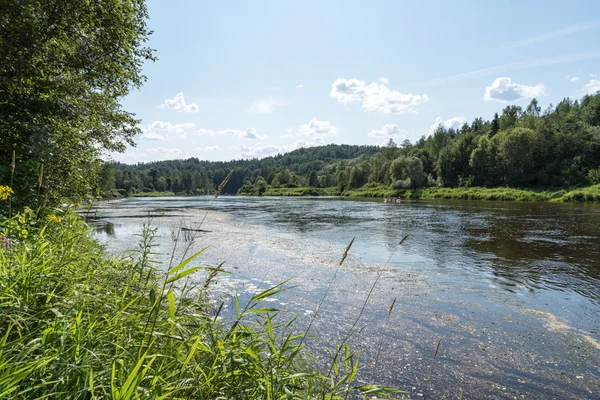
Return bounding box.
[90,196,600,399]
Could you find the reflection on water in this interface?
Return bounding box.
[90,196,600,399]
[94,220,115,236]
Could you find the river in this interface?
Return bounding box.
[90,196,600,399]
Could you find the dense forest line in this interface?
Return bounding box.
[102,93,600,198]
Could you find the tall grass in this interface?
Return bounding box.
[0,207,401,399]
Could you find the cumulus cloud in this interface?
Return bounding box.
[220,128,267,140]
[195,128,216,136]
[298,117,339,137]
[247,98,288,115]
[158,93,199,113]
[378,77,389,84]
[330,78,428,114]
[484,77,546,102]
[570,76,580,82]
[196,146,220,151]
[367,124,403,138]
[147,147,187,158]
[139,121,196,140]
[428,117,467,135]
[140,131,164,141]
[583,79,600,94]
[236,137,327,159]
[236,144,289,158]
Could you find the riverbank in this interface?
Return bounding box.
[0,208,389,398]
[238,184,600,202]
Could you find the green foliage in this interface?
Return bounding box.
[0,0,154,212]
[0,210,397,399]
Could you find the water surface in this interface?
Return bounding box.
[91,196,600,399]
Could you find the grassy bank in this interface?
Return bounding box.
[344,184,600,202]
[240,184,600,202]
[0,208,398,399]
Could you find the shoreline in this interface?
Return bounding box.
[234,184,600,202]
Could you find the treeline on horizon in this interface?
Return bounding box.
[103,93,600,197]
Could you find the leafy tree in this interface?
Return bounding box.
[0,0,154,210]
[405,157,426,188]
[98,162,117,196]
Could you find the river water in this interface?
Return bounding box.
[90,196,600,399]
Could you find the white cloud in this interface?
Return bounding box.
[484,77,546,102]
[296,84,303,89]
[428,117,467,135]
[196,146,220,151]
[236,144,287,158]
[147,147,188,158]
[235,137,328,159]
[247,98,288,115]
[367,124,403,138]
[195,128,216,136]
[220,128,267,140]
[280,134,294,139]
[330,78,428,114]
[591,73,598,77]
[158,93,199,113]
[583,79,600,95]
[570,76,580,82]
[298,117,339,137]
[140,131,164,141]
[139,121,196,140]
[378,77,389,84]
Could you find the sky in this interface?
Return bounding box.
[113,0,600,164]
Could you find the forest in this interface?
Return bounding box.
[102,94,600,198]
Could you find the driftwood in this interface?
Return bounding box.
[181,227,212,233]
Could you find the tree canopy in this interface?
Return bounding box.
[0,0,154,211]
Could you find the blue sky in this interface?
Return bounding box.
[114,0,600,163]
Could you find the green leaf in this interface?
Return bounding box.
[168,247,208,276]
[166,266,202,283]
[167,290,175,320]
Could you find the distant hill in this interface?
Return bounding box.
[111,144,381,195]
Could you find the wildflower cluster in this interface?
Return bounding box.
[0,186,13,201]
[46,214,62,223]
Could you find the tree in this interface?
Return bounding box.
[98,162,116,196]
[383,138,398,160]
[490,113,500,137]
[390,157,407,182]
[405,157,426,188]
[308,171,319,187]
[0,0,154,210]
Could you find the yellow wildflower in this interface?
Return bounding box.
[46,215,62,223]
[24,206,33,213]
[0,186,14,201]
